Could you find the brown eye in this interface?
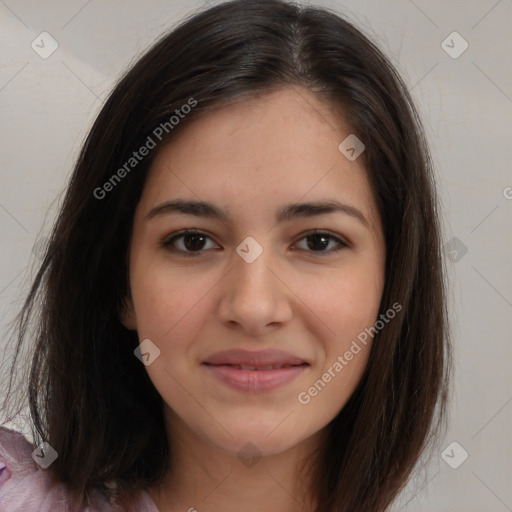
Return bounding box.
[294,231,347,254]
[162,230,220,255]
[182,233,207,251]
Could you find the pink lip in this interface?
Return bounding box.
[203,348,307,367]
[203,363,308,392]
[202,349,309,392]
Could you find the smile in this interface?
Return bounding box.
[202,363,308,392]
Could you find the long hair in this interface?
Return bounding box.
[1,1,451,510]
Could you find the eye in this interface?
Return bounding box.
[293,230,347,254]
[161,230,220,256]
[161,229,348,257]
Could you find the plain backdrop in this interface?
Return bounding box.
[1,1,511,511]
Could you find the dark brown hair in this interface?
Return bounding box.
[1,1,451,510]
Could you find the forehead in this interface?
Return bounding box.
[139,87,382,236]
[161,86,350,167]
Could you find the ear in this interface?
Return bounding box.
[119,297,137,330]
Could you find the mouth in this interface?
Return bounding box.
[204,363,306,370]
[202,348,309,368]
[202,362,309,392]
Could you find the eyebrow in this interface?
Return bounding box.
[146,199,369,228]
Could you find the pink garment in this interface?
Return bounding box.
[0,426,159,512]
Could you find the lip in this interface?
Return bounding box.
[202,348,308,367]
[203,363,308,392]
[202,349,309,392]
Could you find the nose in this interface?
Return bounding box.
[217,248,293,336]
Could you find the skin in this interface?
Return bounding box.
[121,86,386,512]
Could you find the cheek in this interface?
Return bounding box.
[131,265,214,405]
[298,261,384,340]
[296,276,377,423]
[130,258,213,336]
[294,258,384,418]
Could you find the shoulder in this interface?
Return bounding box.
[0,426,159,511]
[0,425,38,483]
[0,426,157,511]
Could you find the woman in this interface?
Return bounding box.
[0,1,451,510]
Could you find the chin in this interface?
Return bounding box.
[206,419,311,458]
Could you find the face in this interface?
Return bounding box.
[122,86,386,458]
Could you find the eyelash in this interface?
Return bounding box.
[160,229,348,257]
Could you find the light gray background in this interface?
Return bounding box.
[1,1,511,511]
